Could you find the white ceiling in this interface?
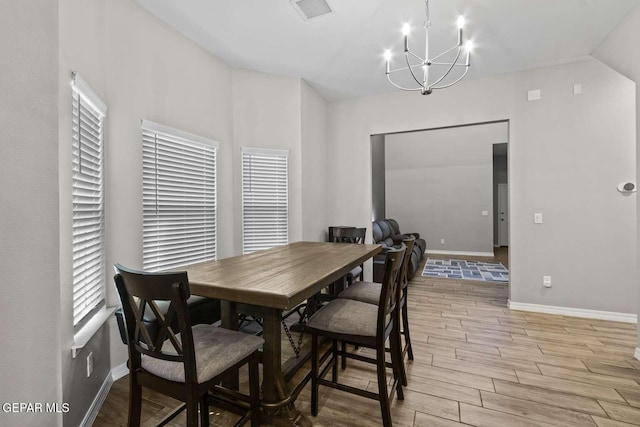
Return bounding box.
[136,0,639,101]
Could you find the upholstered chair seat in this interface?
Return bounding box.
[142,324,263,384]
[306,298,384,337]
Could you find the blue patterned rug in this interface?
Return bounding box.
[422,258,509,283]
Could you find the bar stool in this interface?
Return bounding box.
[114,264,263,427]
[306,245,406,427]
[338,236,416,385]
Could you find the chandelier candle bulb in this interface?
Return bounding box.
[385,50,391,74]
[457,15,465,45]
[403,23,410,51]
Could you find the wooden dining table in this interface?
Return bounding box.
[184,241,382,425]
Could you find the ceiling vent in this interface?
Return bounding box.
[290,0,333,21]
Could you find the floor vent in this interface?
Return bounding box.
[290,0,333,21]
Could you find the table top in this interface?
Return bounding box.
[183,241,381,310]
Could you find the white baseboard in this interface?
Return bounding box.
[111,362,129,381]
[508,300,637,323]
[635,347,640,362]
[426,250,495,257]
[80,371,113,427]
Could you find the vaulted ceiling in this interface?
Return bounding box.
[136,0,639,101]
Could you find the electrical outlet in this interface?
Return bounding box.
[87,352,93,378]
[440,239,445,245]
[543,276,551,288]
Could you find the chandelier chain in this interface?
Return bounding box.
[425,0,431,27]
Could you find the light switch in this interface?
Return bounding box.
[573,84,582,95]
[528,89,541,101]
[534,213,543,224]
[481,210,488,216]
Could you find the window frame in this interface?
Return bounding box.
[71,72,107,332]
[241,147,289,254]
[141,120,219,271]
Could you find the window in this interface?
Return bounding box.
[142,120,218,271]
[72,73,107,331]
[242,147,289,254]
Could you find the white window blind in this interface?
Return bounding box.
[242,147,289,254]
[142,120,218,271]
[72,73,107,331]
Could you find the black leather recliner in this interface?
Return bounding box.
[372,219,426,282]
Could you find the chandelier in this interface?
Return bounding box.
[384,0,473,95]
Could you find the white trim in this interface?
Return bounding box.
[426,250,495,257]
[71,72,107,115]
[79,371,113,427]
[141,119,219,148]
[241,146,289,157]
[111,363,129,381]
[635,347,640,362]
[72,307,117,358]
[508,301,637,323]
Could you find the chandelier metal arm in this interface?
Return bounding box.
[430,44,461,62]
[386,74,423,92]
[405,52,424,87]
[428,46,462,88]
[430,62,468,67]
[407,51,425,62]
[431,65,470,90]
[389,63,426,73]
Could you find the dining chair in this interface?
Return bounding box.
[114,264,263,427]
[331,227,367,286]
[338,236,416,385]
[287,226,367,336]
[306,244,406,427]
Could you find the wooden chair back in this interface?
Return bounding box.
[114,264,197,384]
[331,227,366,244]
[377,244,406,335]
[399,237,416,290]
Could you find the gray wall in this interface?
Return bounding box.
[327,58,637,315]
[371,134,386,222]
[58,0,112,424]
[231,69,304,249]
[58,0,239,422]
[301,80,329,242]
[593,4,640,346]
[385,123,508,255]
[4,0,333,423]
[493,149,508,245]
[0,0,63,426]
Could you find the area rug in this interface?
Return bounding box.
[422,258,509,283]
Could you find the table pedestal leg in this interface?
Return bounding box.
[262,308,312,427]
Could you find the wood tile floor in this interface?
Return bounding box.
[94,248,640,426]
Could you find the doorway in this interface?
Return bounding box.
[498,183,509,246]
[493,142,508,249]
